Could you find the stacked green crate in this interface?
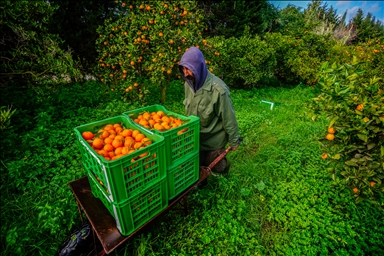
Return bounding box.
[123,105,200,200]
[123,105,200,167]
[74,115,168,235]
[167,152,199,199]
[88,172,168,236]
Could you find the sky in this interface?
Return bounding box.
[270,1,384,23]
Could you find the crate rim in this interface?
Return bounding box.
[74,115,164,164]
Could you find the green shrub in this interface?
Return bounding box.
[328,39,384,84]
[308,59,383,203]
[206,27,276,88]
[1,0,81,87]
[264,32,335,86]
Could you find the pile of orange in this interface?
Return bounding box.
[81,123,152,161]
[131,110,185,131]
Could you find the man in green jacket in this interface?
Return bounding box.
[179,47,240,176]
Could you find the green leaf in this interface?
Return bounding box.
[345,160,358,166]
[253,181,266,191]
[332,154,341,160]
[367,143,376,150]
[329,116,338,128]
[357,134,368,142]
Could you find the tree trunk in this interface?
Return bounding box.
[161,83,168,104]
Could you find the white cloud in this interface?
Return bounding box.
[348,6,360,17]
[335,1,350,7]
[367,3,382,13]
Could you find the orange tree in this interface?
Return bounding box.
[308,57,383,203]
[94,1,215,103]
[264,32,335,86]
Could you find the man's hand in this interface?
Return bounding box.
[231,136,242,151]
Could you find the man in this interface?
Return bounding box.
[179,47,240,176]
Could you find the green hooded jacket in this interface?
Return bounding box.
[183,71,240,151]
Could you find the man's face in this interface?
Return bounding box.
[182,66,194,78]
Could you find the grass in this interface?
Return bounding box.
[1,82,383,255]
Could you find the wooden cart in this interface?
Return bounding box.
[68,147,230,255]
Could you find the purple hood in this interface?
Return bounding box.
[179,47,208,93]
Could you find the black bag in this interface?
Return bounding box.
[56,222,95,256]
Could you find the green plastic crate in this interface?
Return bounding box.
[88,173,168,236]
[123,105,200,168]
[167,152,199,200]
[74,115,166,204]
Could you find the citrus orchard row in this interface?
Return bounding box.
[81,123,152,161]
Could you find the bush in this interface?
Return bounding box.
[205,28,276,88]
[1,0,81,87]
[308,59,383,203]
[328,39,384,83]
[264,32,335,86]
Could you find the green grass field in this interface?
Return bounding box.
[1,82,383,255]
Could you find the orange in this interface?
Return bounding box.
[370,181,377,187]
[154,123,164,131]
[135,133,145,142]
[148,120,156,128]
[356,104,364,111]
[109,134,116,139]
[92,138,104,149]
[112,154,124,160]
[104,124,114,131]
[132,130,140,138]
[139,151,149,158]
[108,151,116,158]
[114,135,124,141]
[142,138,152,146]
[113,123,121,129]
[98,149,108,157]
[103,143,114,152]
[121,129,132,137]
[321,153,328,159]
[157,111,164,118]
[326,134,335,141]
[82,131,94,140]
[163,123,170,130]
[143,112,151,120]
[115,127,123,134]
[327,127,336,134]
[121,147,130,155]
[108,130,117,135]
[124,137,135,148]
[161,116,170,123]
[112,139,123,149]
[115,147,123,155]
[101,130,110,139]
[134,142,143,149]
[104,137,113,144]
[352,188,358,194]
[139,119,149,127]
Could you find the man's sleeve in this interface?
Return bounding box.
[218,92,240,148]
